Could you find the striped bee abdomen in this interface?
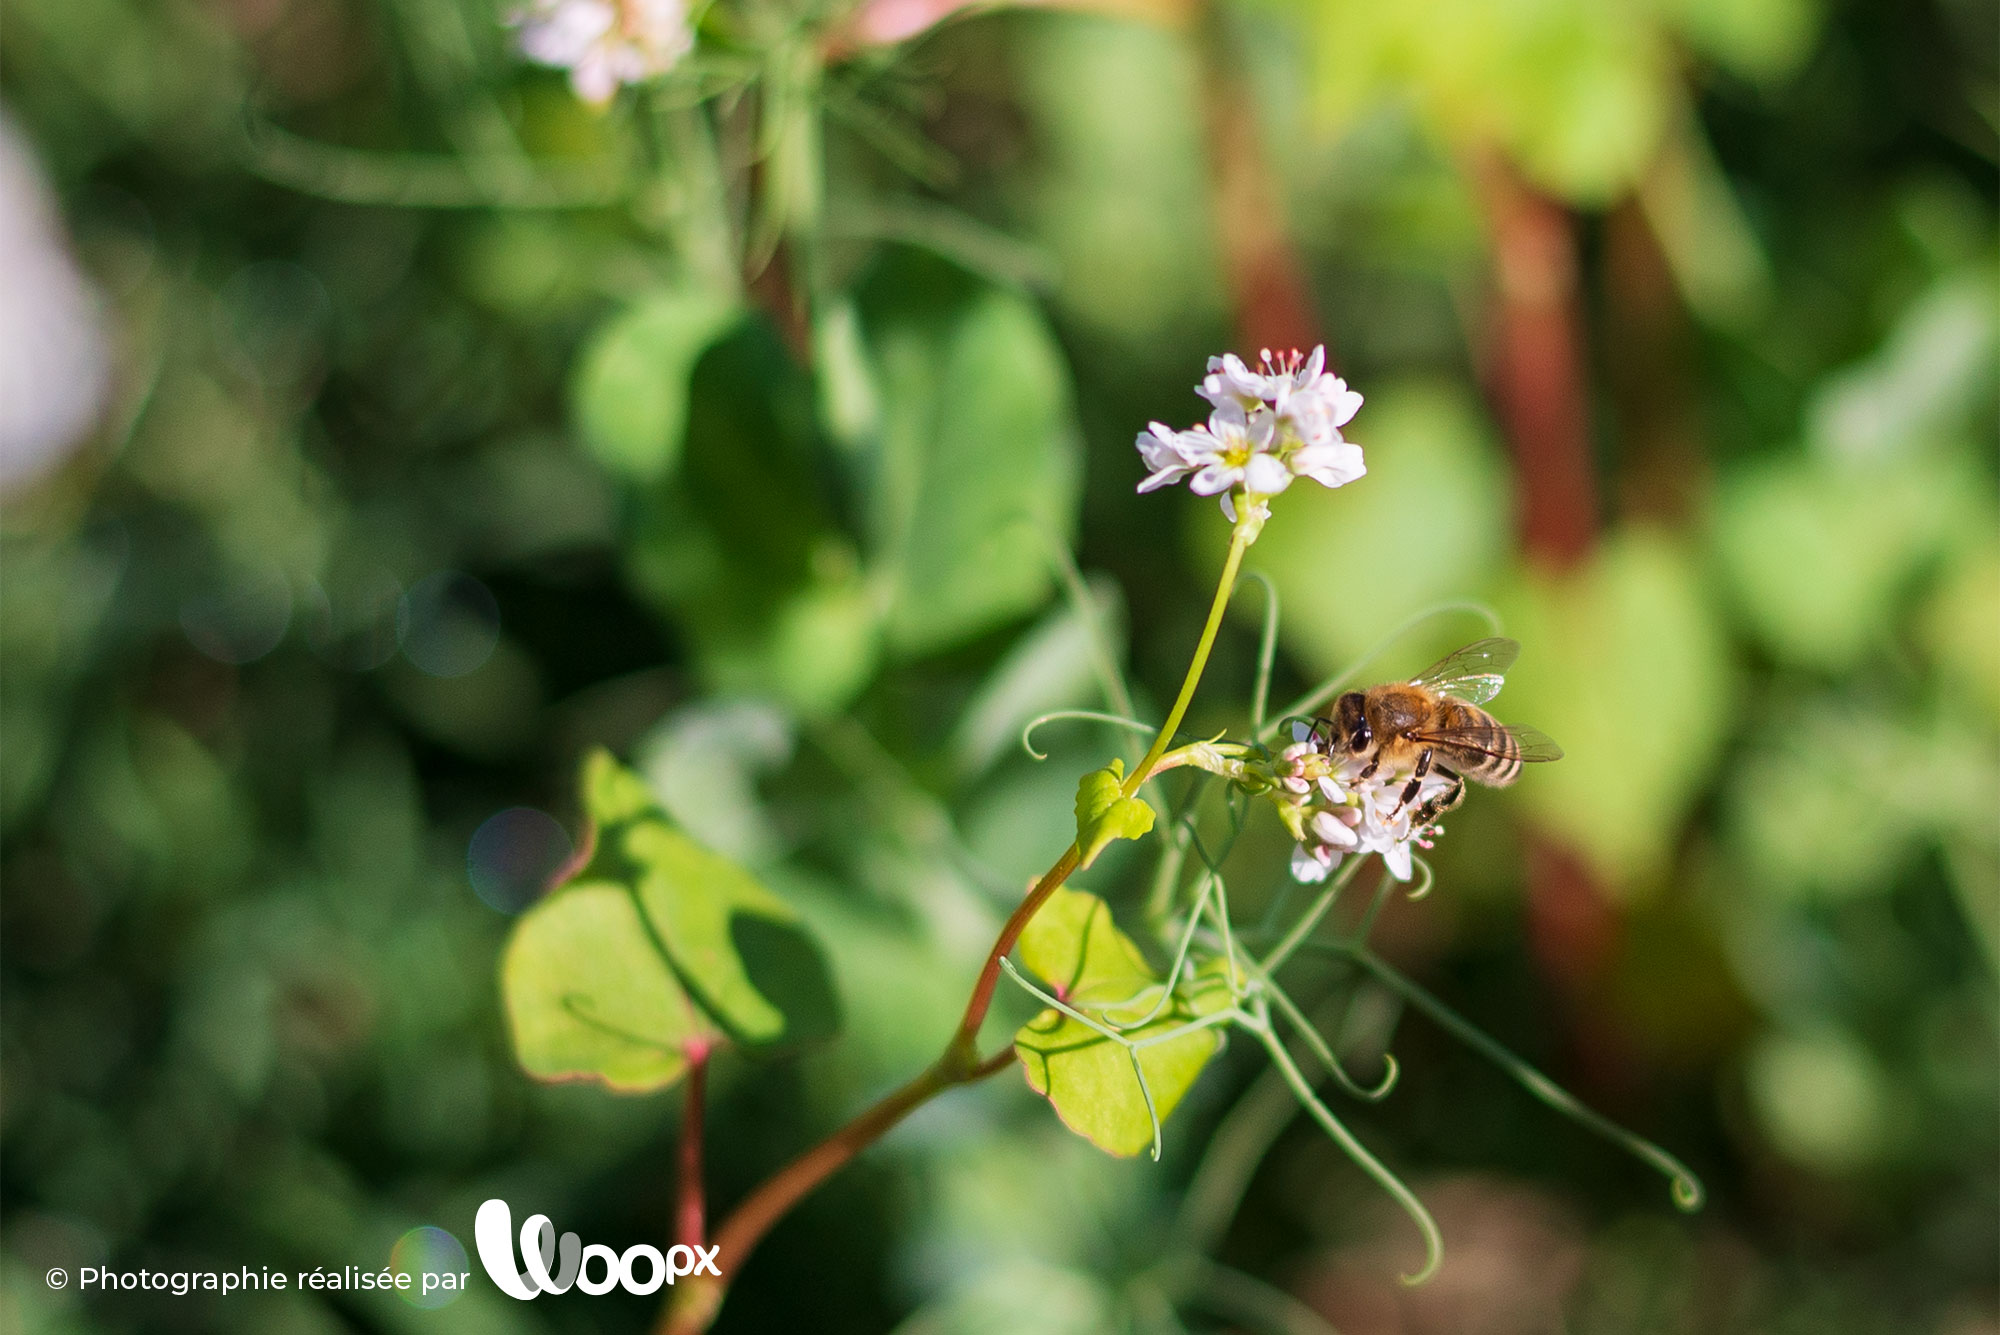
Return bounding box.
[1432,701,1524,786]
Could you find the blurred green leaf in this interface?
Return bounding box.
[814,295,882,454]
[863,256,1083,657]
[1921,537,2000,725]
[1712,452,1986,672]
[948,577,1126,781]
[638,699,795,866]
[1013,888,1224,1158]
[1008,14,1225,348]
[1806,268,1999,465]
[1726,704,1926,899]
[1499,530,1732,892]
[631,321,884,713]
[1304,0,1671,204]
[1745,1028,1894,1174]
[891,1259,1119,1335]
[1653,0,1820,82]
[1636,105,1774,328]
[571,287,742,481]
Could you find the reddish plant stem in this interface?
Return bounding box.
[661,1046,1017,1335]
[677,1044,710,1251]
[948,843,1083,1061]
[1471,155,1625,1034]
[662,843,1089,1335]
[1474,154,1598,569]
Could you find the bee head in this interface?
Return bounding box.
[1335,691,1372,754]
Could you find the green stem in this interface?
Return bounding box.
[1125,521,1253,798]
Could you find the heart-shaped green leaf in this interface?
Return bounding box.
[501,881,713,1093]
[1072,760,1155,870]
[1018,885,1154,1004]
[1012,888,1223,1158]
[622,820,837,1047]
[500,749,839,1090]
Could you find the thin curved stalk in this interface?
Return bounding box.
[1350,948,1705,1210]
[1260,856,1368,976]
[1256,963,1399,1102]
[1252,1018,1442,1284]
[1022,710,1157,761]
[1245,570,1281,732]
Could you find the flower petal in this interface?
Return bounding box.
[1189,461,1240,495]
[1290,441,1367,489]
[1242,452,1289,493]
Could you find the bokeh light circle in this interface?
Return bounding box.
[468,806,572,914]
[399,571,500,677]
[180,566,292,664]
[388,1225,468,1309]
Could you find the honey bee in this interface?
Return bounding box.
[1305,637,1562,826]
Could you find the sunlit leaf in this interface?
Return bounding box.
[576,748,839,1049]
[623,821,839,1047]
[501,881,710,1093]
[1012,888,1223,1158]
[499,750,838,1089]
[1017,886,1154,1004]
[1071,761,1154,870]
[1014,1007,1221,1159]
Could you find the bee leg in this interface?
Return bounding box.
[1412,770,1465,827]
[1391,748,1433,816]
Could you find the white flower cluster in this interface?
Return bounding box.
[1272,730,1453,884]
[511,0,692,105]
[1136,347,1366,524]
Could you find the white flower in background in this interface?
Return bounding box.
[1137,345,1366,521]
[0,114,107,496]
[512,0,692,105]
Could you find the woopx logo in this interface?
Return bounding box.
[474,1200,720,1299]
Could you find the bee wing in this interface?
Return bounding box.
[1409,723,1564,764]
[1409,637,1520,706]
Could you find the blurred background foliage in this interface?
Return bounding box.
[0,0,1994,1331]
